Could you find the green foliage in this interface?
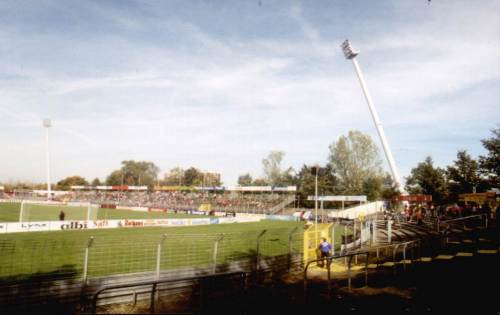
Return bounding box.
[237,173,253,186]
[405,156,448,203]
[328,130,384,197]
[56,176,88,190]
[1,182,48,191]
[105,160,160,189]
[362,175,384,201]
[294,164,337,207]
[479,128,500,188]
[261,151,294,186]
[252,178,268,186]
[91,178,101,186]
[447,150,482,200]
[105,170,125,186]
[163,167,221,187]
[183,167,202,186]
[381,174,401,201]
[163,167,185,185]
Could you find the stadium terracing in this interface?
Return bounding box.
[3,185,297,215]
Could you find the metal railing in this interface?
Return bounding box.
[438,214,488,233]
[91,271,247,314]
[304,251,369,296]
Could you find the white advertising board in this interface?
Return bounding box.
[1,216,262,234]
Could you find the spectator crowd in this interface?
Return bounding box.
[45,190,294,213]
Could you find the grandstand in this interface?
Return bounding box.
[61,185,297,214]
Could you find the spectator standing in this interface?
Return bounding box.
[416,209,423,226]
[317,237,332,268]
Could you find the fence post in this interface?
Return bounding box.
[288,227,299,271]
[80,236,94,311]
[387,219,392,244]
[403,243,407,272]
[369,220,373,246]
[327,257,332,294]
[392,244,399,275]
[347,255,353,291]
[82,236,94,288]
[156,234,167,280]
[331,224,335,256]
[353,219,357,245]
[150,283,157,314]
[256,230,267,271]
[213,234,224,274]
[364,253,369,286]
[344,225,348,265]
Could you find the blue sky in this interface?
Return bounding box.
[0,0,499,186]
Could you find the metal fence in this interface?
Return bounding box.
[0,226,304,313]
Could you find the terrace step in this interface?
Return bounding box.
[435,255,454,260]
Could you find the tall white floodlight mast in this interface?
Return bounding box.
[341,40,404,193]
[43,118,52,201]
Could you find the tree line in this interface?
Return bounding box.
[2,128,498,208]
[404,128,499,204]
[235,128,498,207]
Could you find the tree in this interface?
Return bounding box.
[252,178,268,186]
[203,172,222,187]
[237,173,253,186]
[479,128,500,188]
[56,176,88,190]
[405,156,448,204]
[447,150,482,200]
[105,160,160,189]
[362,175,384,201]
[164,167,185,186]
[91,178,101,186]
[294,164,337,208]
[381,174,401,201]
[106,170,124,186]
[261,151,294,186]
[183,167,202,186]
[328,130,384,195]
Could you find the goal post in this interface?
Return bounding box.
[17,201,99,222]
[19,200,25,222]
[87,203,99,221]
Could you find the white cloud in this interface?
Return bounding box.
[0,1,498,185]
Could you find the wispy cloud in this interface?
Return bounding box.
[0,0,498,184]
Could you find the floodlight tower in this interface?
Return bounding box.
[341,40,404,193]
[43,118,52,200]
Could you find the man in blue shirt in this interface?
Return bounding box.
[318,237,332,268]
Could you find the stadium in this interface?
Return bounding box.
[1,2,499,315]
[1,181,498,314]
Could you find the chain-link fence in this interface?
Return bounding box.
[0,225,304,313]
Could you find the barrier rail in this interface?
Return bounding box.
[438,214,488,233]
[304,251,369,296]
[91,271,247,314]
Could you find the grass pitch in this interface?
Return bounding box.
[0,202,350,281]
[0,219,304,280]
[0,202,206,222]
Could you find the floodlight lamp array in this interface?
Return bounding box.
[43,118,52,128]
[341,39,359,59]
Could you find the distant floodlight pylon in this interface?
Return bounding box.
[43,118,52,200]
[341,39,405,194]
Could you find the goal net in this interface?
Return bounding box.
[19,201,99,222]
